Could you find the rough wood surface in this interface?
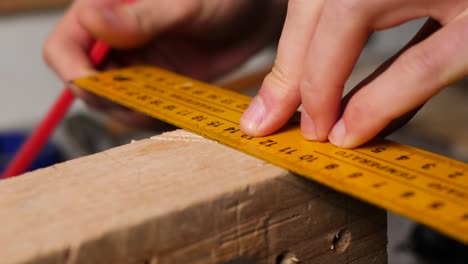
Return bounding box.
[0,130,387,264]
[0,0,70,14]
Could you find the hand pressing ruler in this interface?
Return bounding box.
[72,65,468,244]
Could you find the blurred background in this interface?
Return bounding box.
[0,1,466,263]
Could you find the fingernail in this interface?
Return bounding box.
[240,96,266,134]
[301,110,318,141]
[329,118,347,147]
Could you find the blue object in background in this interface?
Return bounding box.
[0,132,63,175]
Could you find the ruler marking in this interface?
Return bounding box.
[132,81,245,122]
[172,84,247,114]
[394,143,467,167]
[353,149,468,190]
[108,82,240,125]
[100,85,259,154]
[290,157,466,235]
[314,150,468,206]
[132,80,247,115]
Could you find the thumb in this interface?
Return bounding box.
[77,0,200,48]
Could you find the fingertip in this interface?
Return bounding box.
[43,34,97,81]
[239,58,304,136]
[329,118,347,147]
[240,95,266,136]
[329,103,387,149]
[329,118,366,148]
[240,91,300,137]
[300,110,318,141]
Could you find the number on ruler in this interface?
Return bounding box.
[371,147,387,153]
[448,171,464,179]
[299,155,319,163]
[429,202,444,209]
[236,104,249,110]
[192,90,205,95]
[422,163,436,170]
[125,91,139,96]
[150,100,163,106]
[372,182,387,188]
[259,140,278,147]
[137,95,151,101]
[400,191,415,198]
[224,127,240,133]
[192,115,208,122]
[221,99,234,104]
[180,84,192,91]
[176,110,192,116]
[462,214,468,221]
[348,172,363,178]
[325,164,339,170]
[240,134,254,140]
[113,75,132,81]
[163,105,177,111]
[207,121,224,127]
[396,155,410,160]
[279,147,297,155]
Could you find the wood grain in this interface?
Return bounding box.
[0,0,70,14]
[0,130,387,263]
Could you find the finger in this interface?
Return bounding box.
[43,2,99,81]
[343,19,441,102]
[240,0,324,136]
[298,0,445,142]
[329,11,468,148]
[341,19,441,137]
[77,0,202,48]
[44,0,124,81]
[299,0,373,142]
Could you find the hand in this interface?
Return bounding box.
[43,0,285,128]
[240,0,468,148]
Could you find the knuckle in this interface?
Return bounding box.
[261,62,299,102]
[129,6,153,34]
[269,61,291,84]
[266,62,295,90]
[333,0,367,13]
[136,0,200,33]
[288,0,309,9]
[398,45,440,78]
[299,77,325,102]
[299,78,317,94]
[169,0,199,20]
[346,98,394,125]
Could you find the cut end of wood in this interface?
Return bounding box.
[151,130,210,143]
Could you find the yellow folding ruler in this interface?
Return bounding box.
[72,65,468,244]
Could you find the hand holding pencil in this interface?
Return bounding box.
[3,0,282,178]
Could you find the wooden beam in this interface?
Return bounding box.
[0,0,70,14]
[0,130,387,263]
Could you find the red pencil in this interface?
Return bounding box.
[2,1,135,178]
